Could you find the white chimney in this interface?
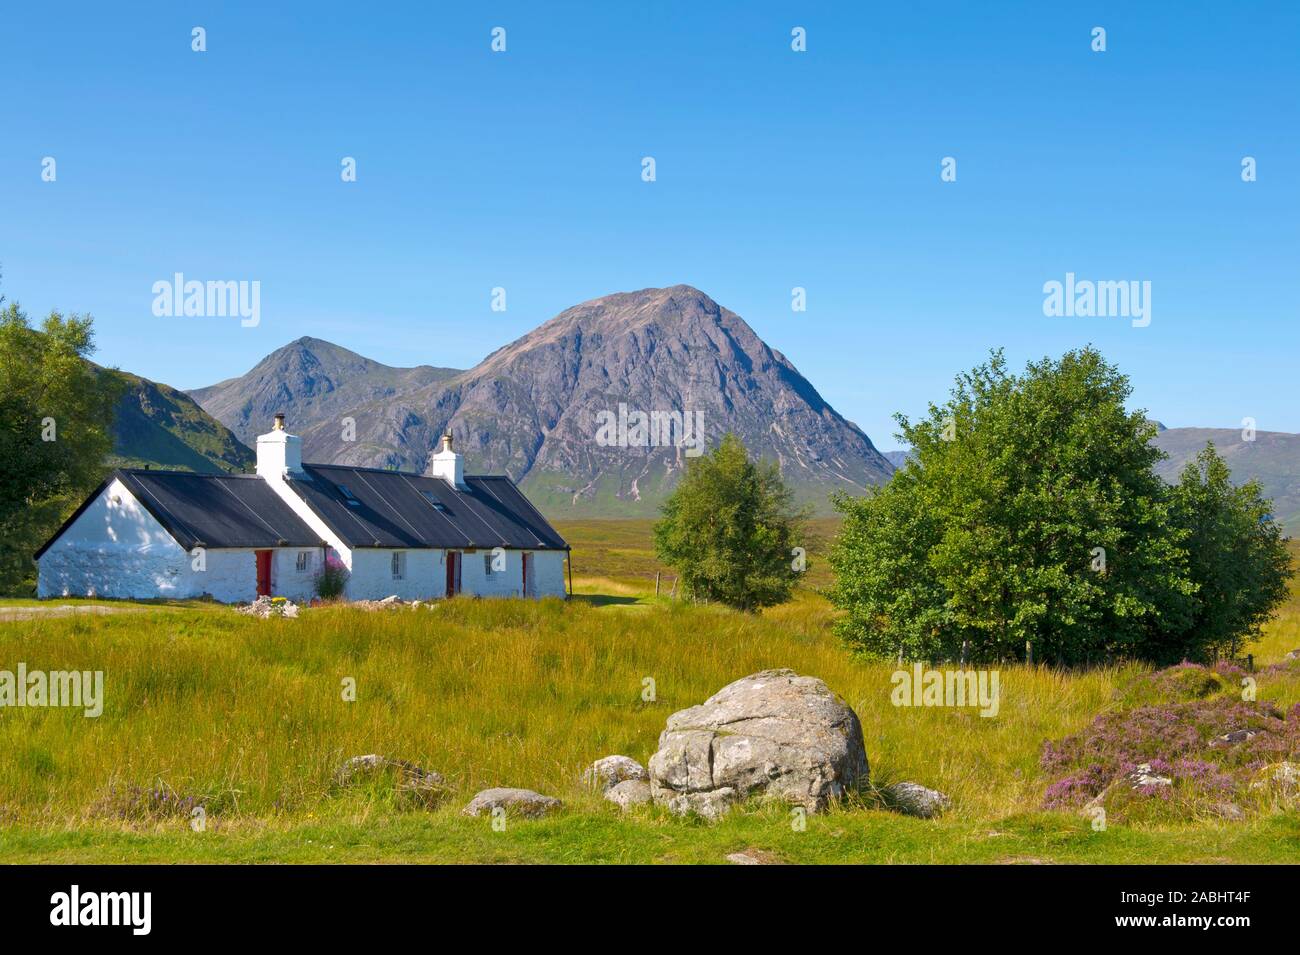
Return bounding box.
[256,413,303,478]
[428,432,465,488]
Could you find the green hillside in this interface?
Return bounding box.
[1154,428,1300,535]
[99,367,254,474]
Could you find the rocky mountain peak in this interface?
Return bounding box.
[191,287,894,515]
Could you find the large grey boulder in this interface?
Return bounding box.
[462,787,562,819]
[648,668,868,816]
[582,755,648,793]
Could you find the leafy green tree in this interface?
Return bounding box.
[0,300,122,592]
[654,433,807,611]
[1168,444,1292,662]
[829,348,1199,665]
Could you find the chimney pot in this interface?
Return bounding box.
[428,431,465,487]
[257,414,302,477]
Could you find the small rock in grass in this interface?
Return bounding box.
[237,594,300,619]
[1127,763,1173,790]
[462,787,562,819]
[1210,729,1261,746]
[727,852,762,865]
[604,779,651,810]
[334,755,446,805]
[881,781,951,818]
[582,755,648,792]
[1213,802,1245,821]
[1249,761,1300,798]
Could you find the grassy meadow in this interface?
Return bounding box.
[1,522,1299,863]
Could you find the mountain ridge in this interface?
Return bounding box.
[188,286,895,515]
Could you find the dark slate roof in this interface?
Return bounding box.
[283,464,569,551]
[35,469,324,558]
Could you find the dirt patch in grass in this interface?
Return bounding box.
[0,603,146,621]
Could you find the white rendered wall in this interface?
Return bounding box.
[340,548,567,600]
[345,548,440,601]
[35,478,326,603]
[455,548,563,598]
[34,479,566,603]
[38,479,192,600]
[266,548,326,603]
[530,550,568,598]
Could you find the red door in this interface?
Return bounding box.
[255,550,272,596]
[445,551,460,597]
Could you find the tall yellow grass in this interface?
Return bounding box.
[1,529,1296,830]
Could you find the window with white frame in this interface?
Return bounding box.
[296,551,313,574]
[391,551,405,581]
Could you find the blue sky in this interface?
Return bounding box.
[2,1,1297,449]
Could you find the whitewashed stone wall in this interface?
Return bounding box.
[36,478,568,603]
[530,550,568,598]
[345,549,439,601]
[341,548,567,600]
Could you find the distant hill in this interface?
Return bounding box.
[882,450,912,470]
[877,430,1300,534]
[187,336,462,450]
[99,367,253,473]
[190,286,895,516]
[1153,427,1300,534]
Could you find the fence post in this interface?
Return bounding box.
[961,640,969,665]
[654,571,660,597]
[1025,640,1033,666]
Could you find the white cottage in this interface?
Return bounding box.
[36,416,570,603]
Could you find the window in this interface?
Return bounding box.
[484,553,495,576]
[338,484,361,506]
[296,551,313,574]
[420,490,447,512]
[391,551,406,581]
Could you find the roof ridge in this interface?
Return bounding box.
[304,461,509,481]
[119,467,256,478]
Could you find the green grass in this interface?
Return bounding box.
[7,807,1299,865]
[1,525,1298,863]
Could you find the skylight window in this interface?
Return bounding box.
[338,484,361,506]
[420,490,447,512]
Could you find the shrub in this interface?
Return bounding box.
[653,433,808,611]
[1168,445,1293,662]
[828,348,1291,665]
[313,554,349,600]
